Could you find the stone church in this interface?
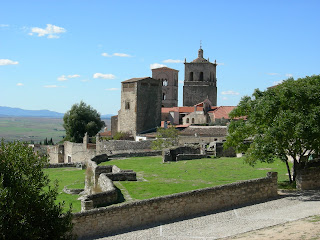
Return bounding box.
[113,46,218,137]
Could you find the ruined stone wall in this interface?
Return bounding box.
[47,144,64,163]
[178,136,226,145]
[64,141,96,163]
[96,139,153,155]
[110,115,118,137]
[296,166,320,190]
[72,172,278,239]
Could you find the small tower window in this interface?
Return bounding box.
[162,93,166,100]
[125,101,130,110]
[189,72,193,81]
[200,72,204,81]
[162,79,168,86]
[192,118,195,124]
[186,118,189,123]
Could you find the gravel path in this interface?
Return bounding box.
[95,190,320,240]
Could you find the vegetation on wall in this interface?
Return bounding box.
[225,75,320,182]
[0,141,73,239]
[151,127,179,150]
[63,101,105,143]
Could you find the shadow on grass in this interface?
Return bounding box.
[278,181,296,190]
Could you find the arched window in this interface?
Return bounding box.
[200,72,204,81]
[189,72,193,81]
[186,118,189,123]
[192,118,195,124]
[125,101,130,110]
[162,79,168,86]
[162,93,166,100]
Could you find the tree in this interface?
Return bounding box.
[63,101,105,143]
[0,141,73,239]
[151,127,179,150]
[224,75,320,182]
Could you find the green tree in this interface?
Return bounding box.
[151,127,179,150]
[225,75,320,182]
[63,101,105,143]
[0,141,73,239]
[44,137,48,145]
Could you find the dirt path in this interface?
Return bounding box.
[224,215,320,240]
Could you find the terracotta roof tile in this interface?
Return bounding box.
[212,106,236,119]
[179,126,228,137]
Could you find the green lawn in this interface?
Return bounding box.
[44,156,291,212]
[100,156,291,200]
[44,167,86,212]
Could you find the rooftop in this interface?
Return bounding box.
[122,77,151,83]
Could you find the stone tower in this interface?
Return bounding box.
[152,67,179,107]
[183,47,217,106]
[118,77,162,137]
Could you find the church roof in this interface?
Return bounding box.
[192,57,209,63]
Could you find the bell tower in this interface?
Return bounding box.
[183,46,217,106]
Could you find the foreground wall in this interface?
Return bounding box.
[72,172,278,239]
[296,167,320,190]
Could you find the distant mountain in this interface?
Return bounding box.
[0,106,64,118]
[0,106,113,118]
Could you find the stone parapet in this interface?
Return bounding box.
[73,172,278,239]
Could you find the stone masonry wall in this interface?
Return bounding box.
[296,166,320,190]
[72,172,278,239]
[96,139,153,155]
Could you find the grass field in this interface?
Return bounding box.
[0,117,111,143]
[44,167,86,212]
[101,156,291,200]
[44,156,291,212]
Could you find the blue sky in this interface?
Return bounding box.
[1,0,320,115]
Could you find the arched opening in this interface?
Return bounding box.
[162,93,166,100]
[125,101,130,110]
[186,118,189,123]
[200,72,204,81]
[162,79,168,86]
[189,72,193,81]
[192,118,195,124]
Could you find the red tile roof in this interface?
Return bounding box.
[212,106,236,119]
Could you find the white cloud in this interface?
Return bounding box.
[267,73,279,76]
[81,79,90,82]
[285,73,293,78]
[0,59,19,65]
[106,88,119,91]
[93,73,116,79]
[179,80,184,84]
[16,83,24,86]
[221,90,240,95]
[30,24,66,39]
[57,75,67,81]
[0,24,9,27]
[43,85,59,88]
[113,53,131,57]
[222,97,228,100]
[68,74,80,78]
[102,53,112,57]
[150,63,167,69]
[163,59,183,63]
[102,52,131,57]
[217,62,225,65]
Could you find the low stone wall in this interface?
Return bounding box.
[72,172,278,239]
[163,146,201,162]
[296,166,320,190]
[82,157,137,211]
[45,162,80,168]
[108,150,161,159]
[96,140,153,155]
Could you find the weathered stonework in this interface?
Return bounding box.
[152,67,179,107]
[183,48,217,106]
[72,172,278,239]
[296,161,320,190]
[118,77,162,137]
